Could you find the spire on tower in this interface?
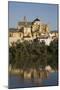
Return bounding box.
[23,16,27,27]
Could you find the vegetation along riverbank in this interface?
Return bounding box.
[9,38,58,79]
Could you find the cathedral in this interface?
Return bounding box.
[9,17,58,46]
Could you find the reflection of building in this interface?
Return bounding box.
[9,17,58,46]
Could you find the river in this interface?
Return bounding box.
[8,72,58,89]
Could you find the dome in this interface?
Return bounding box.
[32,18,40,24]
[33,18,40,22]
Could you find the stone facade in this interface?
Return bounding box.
[9,18,58,46]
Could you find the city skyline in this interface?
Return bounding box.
[8,2,58,31]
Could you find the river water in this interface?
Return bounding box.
[8,72,58,89]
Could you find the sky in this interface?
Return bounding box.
[8,2,58,31]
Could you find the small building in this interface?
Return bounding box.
[45,65,52,72]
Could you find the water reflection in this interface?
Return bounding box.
[8,72,58,89]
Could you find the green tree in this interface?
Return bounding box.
[47,39,58,70]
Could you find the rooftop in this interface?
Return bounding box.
[18,21,32,27]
